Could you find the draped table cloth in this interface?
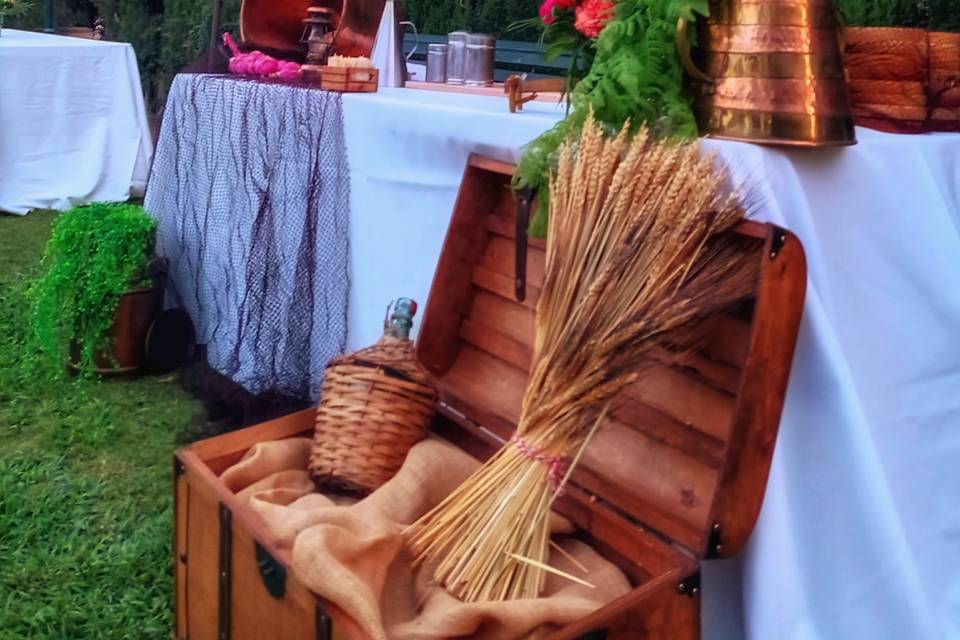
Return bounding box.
[341,88,960,640]
[0,29,152,215]
[145,75,350,401]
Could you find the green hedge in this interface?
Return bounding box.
[10,1,532,112]
[10,0,957,114]
[404,0,539,38]
[838,0,960,30]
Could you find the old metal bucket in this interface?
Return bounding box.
[678,0,856,147]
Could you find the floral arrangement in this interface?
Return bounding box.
[515,0,709,236]
[513,0,616,90]
[571,0,616,38]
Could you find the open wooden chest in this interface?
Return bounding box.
[174,154,807,639]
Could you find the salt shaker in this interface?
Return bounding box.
[426,43,448,83]
[464,33,495,87]
[446,31,468,85]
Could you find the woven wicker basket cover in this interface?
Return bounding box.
[310,312,436,495]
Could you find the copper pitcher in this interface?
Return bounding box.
[678,0,856,146]
[239,0,388,60]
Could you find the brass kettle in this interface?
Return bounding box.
[678,0,856,147]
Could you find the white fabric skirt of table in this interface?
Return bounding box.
[0,30,153,215]
[342,88,960,640]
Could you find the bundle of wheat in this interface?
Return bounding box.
[405,112,760,603]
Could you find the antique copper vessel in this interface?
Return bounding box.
[239,0,387,60]
[678,0,856,147]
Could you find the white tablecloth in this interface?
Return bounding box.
[342,88,564,349]
[343,87,960,639]
[0,29,152,215]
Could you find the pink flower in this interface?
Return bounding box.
[539,0,577,25]
[574,0,614,38]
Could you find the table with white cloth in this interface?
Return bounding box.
[341,88,960,640]
[0,29,152,215]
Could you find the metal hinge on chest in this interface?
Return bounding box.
[769,226,788,260]
[315,607,332,640]
[514,187,535,302]
[706,522,723,558]
[677,572,701,598]
[218,504,232,640]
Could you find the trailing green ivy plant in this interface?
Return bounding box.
[515,0,708,236]
[29,203,157,377]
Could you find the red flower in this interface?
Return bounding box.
[574,0,615,38]
[539,0,577,25]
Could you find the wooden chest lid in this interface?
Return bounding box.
[416,155,807,560]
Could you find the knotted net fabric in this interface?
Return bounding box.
[221,437,631,640]
[145,74,349,400]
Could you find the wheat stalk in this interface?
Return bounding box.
[404,111,759,603]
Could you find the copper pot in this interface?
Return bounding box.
[678,0,856,146]
[239,0,387,60]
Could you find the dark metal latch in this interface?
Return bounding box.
[770,226,788,260]
[707,522,724,558]
[255,542,287,599]
[515,188,534,302]
[677,572,702,598]
[218,504,232,640]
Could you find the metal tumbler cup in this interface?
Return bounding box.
[446,31,468,85]
[427,43,448,83]
[465,33,495,87]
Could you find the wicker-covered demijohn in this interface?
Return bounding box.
[310,299,436,495]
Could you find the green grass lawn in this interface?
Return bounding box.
[0,211,208,639]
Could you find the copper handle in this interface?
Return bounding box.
[835,11,847,57]
[677,18,713,84]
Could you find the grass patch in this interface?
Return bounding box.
[0,211,207,639]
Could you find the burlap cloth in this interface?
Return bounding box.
[221,437,631,639]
